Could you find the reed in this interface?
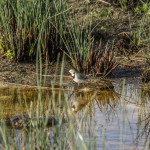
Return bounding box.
[132,2,150,64]
[61,14,118,76]
[0,0,118,76]
[0,0,67,61]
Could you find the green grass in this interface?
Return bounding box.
[1,0,149,77]
[0,0,68,61]
[132,2,150,64]
[0,1,150,149]
[0,0,118,76]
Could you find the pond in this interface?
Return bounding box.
[0,78,149,150]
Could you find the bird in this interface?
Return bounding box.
[69,69,114,89]
[69,69,88,84]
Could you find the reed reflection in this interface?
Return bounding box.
[0,86,66,119]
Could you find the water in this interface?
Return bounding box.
[0,78,149,149]
[92,79,149,150]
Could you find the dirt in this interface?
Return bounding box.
[0,53,149,87]
[0,55,73,87]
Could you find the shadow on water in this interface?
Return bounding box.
[0,80,149,149]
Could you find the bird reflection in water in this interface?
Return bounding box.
[71,89,120,114]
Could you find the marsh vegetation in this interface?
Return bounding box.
[0,0,150,149]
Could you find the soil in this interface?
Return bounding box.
[0,53,149,87]
[0,55,73,87]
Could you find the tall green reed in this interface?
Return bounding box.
[61,14,93,73]
[60,13,117,76]
[133,3,150,63]
[0,0,117,76]
[0,0,67,61]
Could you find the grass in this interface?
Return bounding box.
[0,1,150,149]
[0,0,67,61]
[128,1,150,65]
[2,0,150,77]
[0,0,118,77]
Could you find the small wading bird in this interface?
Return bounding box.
[69,69,88,84]
[69,69,114,89]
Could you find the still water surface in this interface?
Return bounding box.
[0,78,149,149]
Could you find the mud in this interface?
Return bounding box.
[0,54,149,87]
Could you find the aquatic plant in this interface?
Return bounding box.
[0,0,67,61]
[132,2,150,64]
[61,14,118,77]
[0,0,117,76]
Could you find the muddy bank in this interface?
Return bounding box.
[0,54,149,87]
[0,56,73,86]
